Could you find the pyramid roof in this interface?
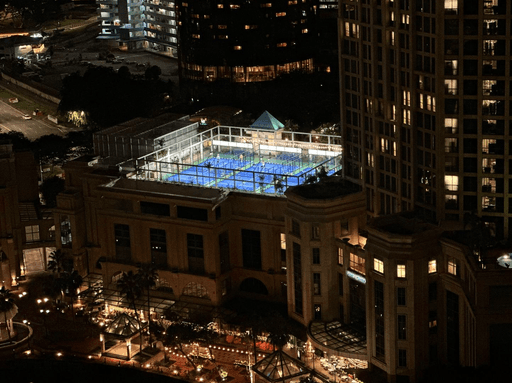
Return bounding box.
[252,350,310,382]
[249,111,284,131]
[104,313,142,338]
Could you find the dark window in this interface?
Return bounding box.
[313,273,321,295]
[292,219,301,237]
[398,349,407,367]
[314,304,322,320]
[338,273,344,296]
[397,287,406,306]
[293,242,303,315]
[312,248,320,264]
[446,291,460,364]
[375,281,385,359]
[177,206,208,221]
[215,206,221,220]
[150,228,167,267]
[114,224,131,262]
[242,229,262,269]
[219,231,230,274]
[140,201,170,216]
[429,282,437,301]
[398,315,407,340]
[187,233,204,274]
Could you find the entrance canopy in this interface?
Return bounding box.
[104,313,144,338]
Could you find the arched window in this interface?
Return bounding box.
[155,277,174,294]
[182,282,208,298]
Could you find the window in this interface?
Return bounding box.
[338,273,344,295]
[177,206,208,221]
[374,258,384,274]
[429,311,438,333]
[314,304,322,320]
[242,229,262,269]
[187,234,204,274]
[293,242,303,315]
[141,201,170,216]
[312,248,320,264]
[182,282,208,298]
[150,228,167,267]
[291,219,300,237]
[397,263,406,278]
[25,225,40,242]
[375,281,385,359]
[428,259,437,273]
[219,232,230,273]
[397,287,406,306]
[338,247,343,265]
[429,282,437,301]
[311,224,320,239]
[350,253,365,275]
[398,315,407,340]
[313,273,321,295]
[114,224,131,262]
[444,0,458,13]
[448,257,458,276]
[398,349,407,367]
[60,216,72,246]
[444,175,459,191]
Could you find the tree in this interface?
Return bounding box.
[164,322,200,368]
[136,264,158,341]
[40,176,65,207]
[0,286,15,343]
[117,270,143,350]
[47,249,67,276]
[62,270,83,318]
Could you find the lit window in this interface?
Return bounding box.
[444,175,459,191]
[192,34,200,39]
[230,4,240,9]
[349,253,365,275]
[25,225,40,242]
[428,259,437,273]
[219,35,228,39]
[374,258,384,274]
[397,263,406,278]
[261,2,272,7]
[447,257,458,275]
[234,45,242,50]
[445,118,458,134]
[276,12,286,17]
[277,42,287,47]
[280,233,286,250]
[218,25,227,29]
[217,3,223,8]
[444,0,458,12]
[337,248,343,265]
[288,0,297,4]
[302,28,308,33]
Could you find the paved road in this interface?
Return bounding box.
[0,99,67,140]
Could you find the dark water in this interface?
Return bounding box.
[1,358,183,383]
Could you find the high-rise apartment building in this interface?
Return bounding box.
[339,0,510,237]
[97,0,178,56]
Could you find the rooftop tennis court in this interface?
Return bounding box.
[129,125,342,195]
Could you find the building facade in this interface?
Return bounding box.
[177,0,317,82]
[339,0,511,237]
[97,0,178,56]
[0,143,55,288]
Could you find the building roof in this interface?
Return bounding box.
[104,313,142,338]
[252,350,311,383]
[250,111,284,131]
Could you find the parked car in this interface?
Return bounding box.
[22,114,32,120]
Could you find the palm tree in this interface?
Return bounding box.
[47,249,66,276]
[0,286,16,343]
[137,264,158,342]
[63,270,83,318]
[117,270,143,351]
[164,322,199,368]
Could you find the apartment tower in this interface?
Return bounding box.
[339,0,510,237]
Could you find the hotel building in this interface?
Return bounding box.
[339,0,512,237]
[48,116,512,382]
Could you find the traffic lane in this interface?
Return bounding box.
[0,100,64,140]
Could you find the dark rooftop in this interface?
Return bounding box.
[287,176,361,200]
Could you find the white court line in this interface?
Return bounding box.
[0,123,11,132]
